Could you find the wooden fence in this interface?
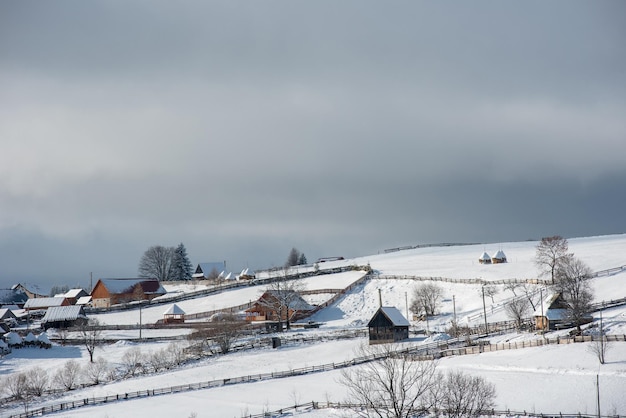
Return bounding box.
[5,333,625,418]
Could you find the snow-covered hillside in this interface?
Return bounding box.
[2,234,625,417]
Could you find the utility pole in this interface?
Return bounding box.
[482,286,488,335]
[405,292,409,320]
[452,294,457,337]
[139,304,142,340]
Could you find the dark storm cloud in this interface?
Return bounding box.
[1,1,625,285]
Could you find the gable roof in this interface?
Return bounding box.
[0,308,17,321]
[42,305,87,323]
[24,297,68,309]
[369,306,410,327]
[12,283,52,297]
[95,278,166,296]
[76,296,92,305]
[64,289,88,298]
[0,288,28,304]
[534,293,571,317]
[492,250,507,260]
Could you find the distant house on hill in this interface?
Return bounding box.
[192,262,226,280]
[23,297,69,311]
[11,283,51,299]
[478,252,492,264]
[491,250,507,264]
[245,290,314,323]
[41,305,88,330]
[368,306,410,344]
[90,278,166,308]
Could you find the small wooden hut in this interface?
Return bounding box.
[367,306,410,344]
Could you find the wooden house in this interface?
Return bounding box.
[41,305,88,330]
[534,293,570,331]
[163,304,185,324]
[491,250,507,264]
[478,252,492,264]
[245,290,314,322]
[11,283,51,299]
[23,297,69,311]
[368,306,410,344]
[90,278,166,308]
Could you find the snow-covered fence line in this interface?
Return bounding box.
[436,334,626,359]
[591,265,626,278]
[4,338,459,418]
[591,296,626,312]
[242,400,624,418]
[378,274,551,285]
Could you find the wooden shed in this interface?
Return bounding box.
[41,305,88,330]
[534,293,570,331]
[23,297,69,311]
[90,278,166,308]
[163,304,185,324]
[368,306,410,344]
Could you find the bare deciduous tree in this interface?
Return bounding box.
[339,344,439,418]
[505,298,530,330]
[26,367,49,396]
[53,360,81,391]
[121,347,143,377]
[435,370,496,417]
[84,357,109,385]
[410,283,443,317]
[261,272,307,331]
[588,313,610,365]
[80,318,103,363]
[535,235,571,284]
[555,256,593,333]
[138,245,175,281]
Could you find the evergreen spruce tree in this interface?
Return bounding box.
[172,243,193,281]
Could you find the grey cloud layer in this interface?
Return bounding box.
[1,1,625,285]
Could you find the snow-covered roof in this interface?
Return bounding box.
[0,308,17,320]
[378,306,410,327]
[164,304,185,315]
[24,297,67,309]
[260,290,315,311]
[64,288,87,298]
[76,296,92,305]
[533,293,571,318]
[42,305,87,323]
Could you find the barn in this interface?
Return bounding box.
[41,305,88,330]
[90,278,166,308]
[368,306,410,344]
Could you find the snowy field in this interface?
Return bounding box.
[2,234,626,417]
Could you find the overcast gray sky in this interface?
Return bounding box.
[1,1,625,288]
